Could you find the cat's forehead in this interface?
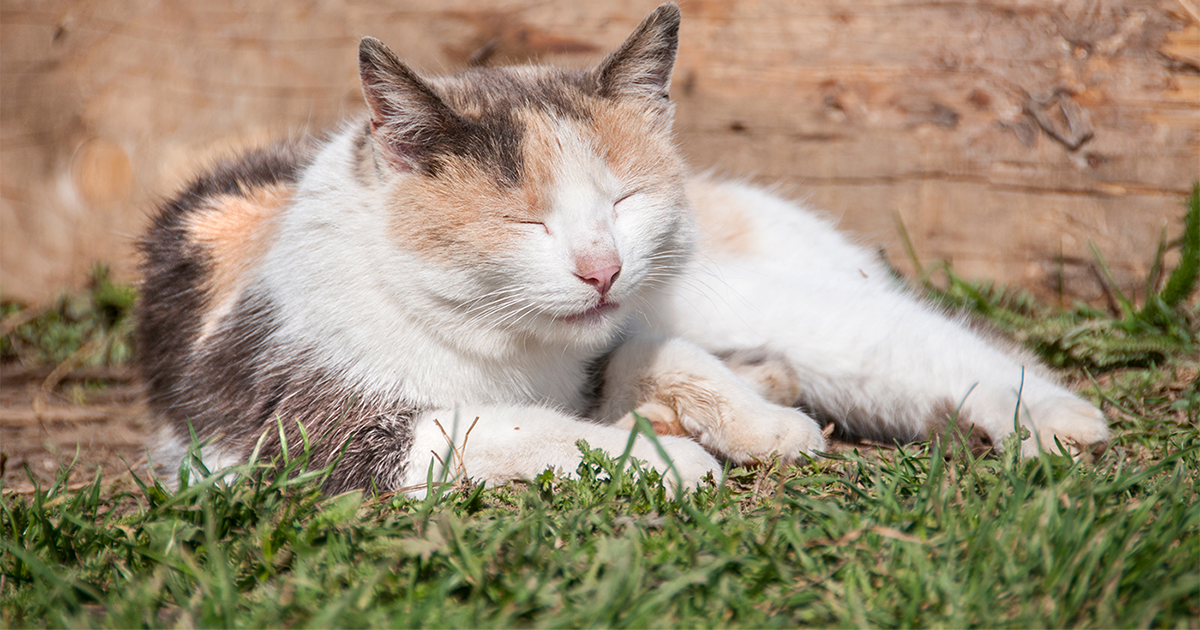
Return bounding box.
[432,66,598,121]
[416,65,666,189]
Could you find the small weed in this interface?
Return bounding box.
[1,265,136,368]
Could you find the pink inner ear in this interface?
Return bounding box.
[371,127,418,173]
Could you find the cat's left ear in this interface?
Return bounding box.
[595,2,681,103]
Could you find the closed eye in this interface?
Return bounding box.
[505,217,550,235]
[613,189,642,216]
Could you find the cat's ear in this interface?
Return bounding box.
[595,2,681,102]
[359,36,459,172]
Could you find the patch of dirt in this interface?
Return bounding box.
[1,363,155,494]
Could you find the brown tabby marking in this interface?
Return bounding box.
[381,95,683,262]
[926,399,994,457]
[590,102,684,189]
[627,371,732,437]
[384,153,527,262]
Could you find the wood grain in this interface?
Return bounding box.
[2,0,1196,305]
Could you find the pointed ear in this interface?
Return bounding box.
[595,2,681,101]
[359,36,460,171]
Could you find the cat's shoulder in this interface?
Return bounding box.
[138,140,316,357]
[147,141,313,232]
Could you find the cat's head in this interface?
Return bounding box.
[355,3,691,349]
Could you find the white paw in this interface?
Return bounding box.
[1021,396,1110,457]
[616,371,825,467]
[967,391,1109,458]
[676,398,825,465]
[702,402,826,465]
[632,435,721,493]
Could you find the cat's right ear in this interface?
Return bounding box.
[358,36,458,172]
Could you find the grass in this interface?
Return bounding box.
[1,432,1197,627]
[1,265,136,368]
[1,188,1197,628]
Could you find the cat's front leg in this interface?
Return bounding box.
[397,405,719,495]
[597,334,826,464]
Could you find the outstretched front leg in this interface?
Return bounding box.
[595,334,826,464]
[397,404,721,496]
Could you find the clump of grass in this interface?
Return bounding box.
[1140,182,1200,327]
[2,188,1197,628]
[0,265,137,367]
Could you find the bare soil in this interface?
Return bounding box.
[0,364,153,494]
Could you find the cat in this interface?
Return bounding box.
[138,2,1110,495]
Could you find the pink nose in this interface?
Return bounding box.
[576,264,621,296]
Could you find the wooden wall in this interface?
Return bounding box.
[2,0,1197,305]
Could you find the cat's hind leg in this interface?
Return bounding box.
[671,263,1110,456]
[673,178,1109,457]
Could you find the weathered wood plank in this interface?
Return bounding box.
[1,0,1195,304]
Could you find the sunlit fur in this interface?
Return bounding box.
[139,3,1108,494]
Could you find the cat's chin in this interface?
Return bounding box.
[560,299,620,325]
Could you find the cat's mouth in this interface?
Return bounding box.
[561,299,619,324]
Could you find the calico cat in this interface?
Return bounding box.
[138,3,1109,494]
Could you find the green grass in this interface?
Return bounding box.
[1,189,1198,628]
[1,265,136,368]
[1,431,1197,627]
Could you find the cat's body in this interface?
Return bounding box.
[139,4,1109,494]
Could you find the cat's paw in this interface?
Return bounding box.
[619,379,825,465]
[631,435,721,495]
[618,401,689,436]
[1021,396,1110,457]
[708,403,826,465]
[964,391,1109,458]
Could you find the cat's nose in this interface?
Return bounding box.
[576,264,621,296]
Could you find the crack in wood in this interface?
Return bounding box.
[782,173,1187,198]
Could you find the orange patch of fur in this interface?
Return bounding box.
[384,157,536,262]
[382,97,686,263]
[188,182,291,339]
[623,371,732,439]
[589,102,685,194]
[686,178,756,256]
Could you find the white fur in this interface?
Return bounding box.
[662,180,1109,454]
[596,334,826,463]
[237,125,1105,494]
[400,405,718,496]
